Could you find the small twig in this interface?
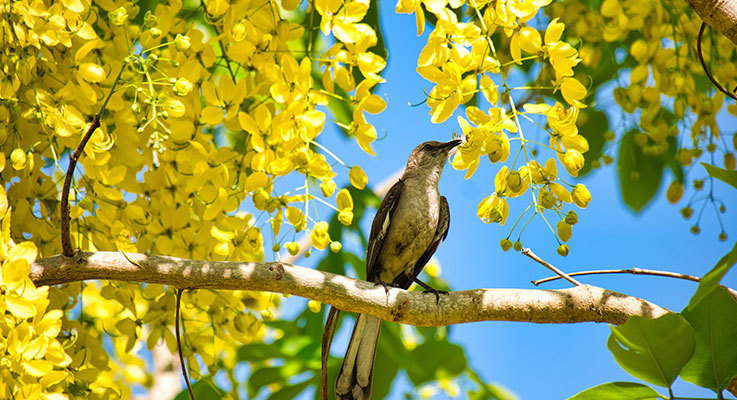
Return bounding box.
[697,22,737,101]
[532,267,737,299]
[60,64,126,257]
[60,115,101,257]
[520,248,582,286]
[175,289,195,400]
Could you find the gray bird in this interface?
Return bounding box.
[335,139,461,400]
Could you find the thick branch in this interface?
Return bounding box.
[31,252,669,326]
[687,0,737,45]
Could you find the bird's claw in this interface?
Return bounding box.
[374,281,400,297]
[422,288,449,305]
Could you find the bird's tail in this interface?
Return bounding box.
[335,313,382,400]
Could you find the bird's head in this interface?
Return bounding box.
[406,139,462,170]
[404,139,462,182]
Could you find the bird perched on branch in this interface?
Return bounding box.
[335,139,461,399]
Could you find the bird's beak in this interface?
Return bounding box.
[443,139,462,158]
[442,139,463,150]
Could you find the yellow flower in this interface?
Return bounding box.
[562,149,585,177]
[310,221,331,250]
[543,19,580,78]
[559,77,587,104]
[510,26,542,64]
[477,193,508,225]
[349,166,368,189]
[571,184,592,208]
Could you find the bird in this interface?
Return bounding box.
[334,139,461,400]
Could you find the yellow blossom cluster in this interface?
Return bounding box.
[547,0,736,235]
[1,0,386,397]
[0,188,72,399]
[398,0,591,252]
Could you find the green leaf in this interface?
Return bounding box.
[566,382,663,400]
[702,162,737,192]
[174,379,224,400]
[577,109,608,177]
[268,378,312,400]
[247,362,302,396]
[237,343,284,362]
[617,130,664,212]
[688,240,737,309]
[467,369,519,400]
[404,339,467,385]
[680,287,737,390]
[607,314,695,387]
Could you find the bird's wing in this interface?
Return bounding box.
[366,179,404,282]
[394,195,450,289]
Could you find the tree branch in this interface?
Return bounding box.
[31,252,669,326]
[687,0,737,46]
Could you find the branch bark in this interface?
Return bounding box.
[32,252,668,326]
[687,0,737,45]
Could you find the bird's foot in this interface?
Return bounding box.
[374,281,401,297]
[422,287,449,305]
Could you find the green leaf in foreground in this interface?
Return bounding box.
[680,287,737,391]
[607,314,695,387]
[567,381,663,400]
[688,240,737,309]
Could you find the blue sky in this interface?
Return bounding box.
[284,2,737,399]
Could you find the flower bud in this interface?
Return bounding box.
[143,11,158,28]
[666,181,683,204]
[108,7,128,26]
[349,165,368,189]
[719,232,728,242]
[338,209,353,226]
[677,148,692,166]
[173,78,193,96]
[693,179,703,190]
[260,309,273,321]
[725,153,736,170]
[513,241,523,251]
[565,210,578,225]
[271,243,281,252]
[330,241,342,253]
[10,148,26,170]
[538,188,557,210]
[506,170,524,193]
[320,179,336,197]
[285,241,300,256]
[557,220,572,242]
[149,27,162,38]
[562,150,584,176]
[680,207,693,219]
[690,225,700,234]
[307,300,322,313]
[174,34,191,51]
[500,238,513,252]
[556,244,570,256]
[571,184,591,208]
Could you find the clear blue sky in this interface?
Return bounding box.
[289,2,737,399]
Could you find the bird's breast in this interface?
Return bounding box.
[376,188,439,283]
